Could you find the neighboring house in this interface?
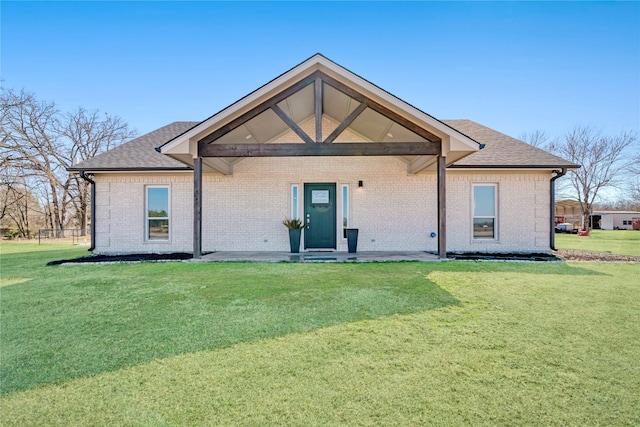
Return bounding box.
[593,211,640,230]
[69,54,578,257]
[555,200,640,230]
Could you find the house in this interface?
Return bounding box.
[68,54,578,258]
[555,200,640,230]
[593,211,640,230]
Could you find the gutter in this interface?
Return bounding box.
[550,167,567,251]
[78,171,96,251]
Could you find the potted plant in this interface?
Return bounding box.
[282,217,305,253]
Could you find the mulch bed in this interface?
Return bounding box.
[47,250,640,265]
[448,253,560,262]
[554,249,640,263]
[47,253,193,266]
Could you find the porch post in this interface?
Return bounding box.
[437,154,447,259]
[193,156,202,259]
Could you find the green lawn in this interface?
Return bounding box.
[1,242,639,426]
[555,229,640,256]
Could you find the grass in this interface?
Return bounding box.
[555,229,640,256]
[1,242,639,426]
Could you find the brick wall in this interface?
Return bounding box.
[92,115,551,254]
[93,166,552,255]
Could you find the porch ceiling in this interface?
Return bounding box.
[160,55,481,174]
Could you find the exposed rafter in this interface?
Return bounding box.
[323,101,368,144]
[199,142,439,157]
[315,76,323,143]
[197,70,443,158]
[198,73,318,145]
[271,104,314,144]
[319,72,442,143]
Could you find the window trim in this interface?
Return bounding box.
[145,185,171,242]
[472,183,498,241]
[341,184,349,239]
[291,184,300,220]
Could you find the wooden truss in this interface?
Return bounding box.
[193,70,447,259]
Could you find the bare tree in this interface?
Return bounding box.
[549,126,638,230]
[0,165,45,237]
[58,108,135,234]
[0,89,70,233]
[519,129,550,149]
[1,88,135,237]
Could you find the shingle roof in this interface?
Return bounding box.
[444,119,578,169]
[68,121,199,171]
[69,119,578,172]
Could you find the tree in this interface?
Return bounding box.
[58,108,135,234]
[519,129,550,149]
[0,166,46,237]
[549,126,638,230]
[1,88,135,237]
[0,89,69,233]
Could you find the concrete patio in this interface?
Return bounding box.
[194,251,442,263]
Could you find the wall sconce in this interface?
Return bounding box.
[358,180,363,188]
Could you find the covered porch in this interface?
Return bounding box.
[159,55,480,259]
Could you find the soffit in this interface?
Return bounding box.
[159,54,480,172]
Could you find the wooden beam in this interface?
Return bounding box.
[271,104,315,144]
[318,71,442,144]
[199,142,439,157]
[315,76,322,143]
[437,154,446,259]
[323,101,368,144]
[193,157,202,259]
[199,72,319,145]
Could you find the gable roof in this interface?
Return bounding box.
[68,122,198,172]
[157,54,482,172]
[445,120,579,169]
[69,119,578,172]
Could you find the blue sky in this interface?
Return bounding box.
[2,1,639,140]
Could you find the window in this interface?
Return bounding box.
[291,185,299,219]
[473,184,497,240]
[342,184,349,238]
[146,186,169,241]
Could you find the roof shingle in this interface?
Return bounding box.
[444,119,578,168]
[68,121,199,171]
[69,119,578,172]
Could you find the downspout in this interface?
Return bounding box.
[550,167,567,251]
[78,171,96,251]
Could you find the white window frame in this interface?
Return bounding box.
[145,185,170,242]
[472,183,498,241]
[341,184,349,239]
[291,184,300,220]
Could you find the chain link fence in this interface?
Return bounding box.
[38,228,92,245]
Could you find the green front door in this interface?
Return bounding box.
[304,183,337,249]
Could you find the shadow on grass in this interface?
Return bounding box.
[1,262,459,395]
[2,247,611,395]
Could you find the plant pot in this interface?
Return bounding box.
[288,228,302,253]
[346,228,359,253]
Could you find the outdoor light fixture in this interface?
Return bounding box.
[358,180,363,188]
[245,134,252,140]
